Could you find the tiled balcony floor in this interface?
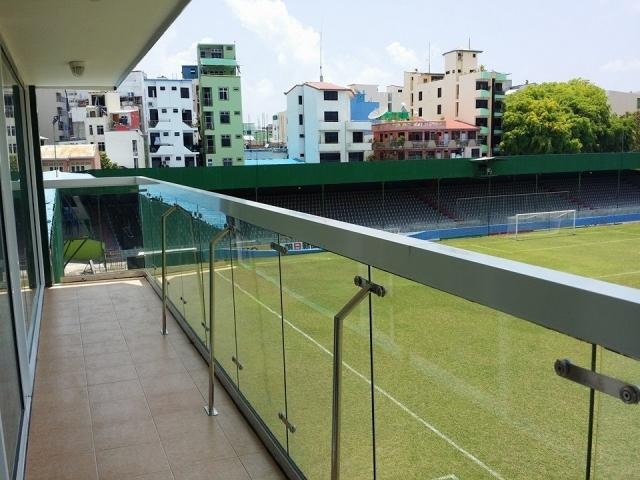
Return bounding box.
[27,278,286,480]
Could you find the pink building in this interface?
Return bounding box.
[372,119,480,160]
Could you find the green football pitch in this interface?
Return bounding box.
[161,222,640,480]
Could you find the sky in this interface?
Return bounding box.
[136,0,640,124]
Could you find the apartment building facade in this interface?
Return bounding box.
[286,82,371,163]
[404,49,511,156]
[69,91,144,169]
[372,118,480,160]
[198,43,244,166]
[144,77,199,167]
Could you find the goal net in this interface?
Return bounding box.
[507,209,576,239]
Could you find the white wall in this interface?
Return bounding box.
[104,130,144,168]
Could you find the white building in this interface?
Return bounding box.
[348,83,405,115]
[271,111,287,146]
[404,49,511,155]
[285,81,371,163]
[69,91,144,168]
[607,90,640,115]
[144,77,199,168]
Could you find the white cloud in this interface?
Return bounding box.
[224,0,319,65]
[601,58,640,73]
[385,41,419,69]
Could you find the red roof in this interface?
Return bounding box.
[443,119,479,130]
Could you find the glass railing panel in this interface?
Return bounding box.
[370,267,592,480]
[210,233,239,385]
[231,220,287,446]
[139,192,163,280]
[164,207,202,337]
[591,347,640,478]
[279,246,371,479]
[339,262,375,479]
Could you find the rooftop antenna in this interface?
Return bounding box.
[319,26,324,82]
[427,41,431,73]
[468,37,471,49]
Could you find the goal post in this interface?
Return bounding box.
[507,209,576,239]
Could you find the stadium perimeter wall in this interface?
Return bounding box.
[409,212,640,240]
[91,152,640,191]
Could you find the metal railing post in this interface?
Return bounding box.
[204,225,234,416]
[160,205,179,335]
[331,276,385,480]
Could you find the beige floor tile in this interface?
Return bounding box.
[31,385,88,412]
[39,323,81,336]
[217,414,266,456]
[135,357,187,379]
[240,451,285,479]
[27,451,98,480]
[37,342,85,360]
[146,385,205,417]
[172,457,251,480]
[29,403,92,435]
[27,424,94,459]
[93,417,160,451]
[91,396,151,427]
[96,441,169,480]
[84,350,133,370]
[88,379,145,404]
[86,364,138,386]
[140,371,195,397]
[38,332,82,347]
[80,320,117,333]
[34,371,87,394]
[36,354,85,377]
[118,470,174,480]
[130,344,178,365]
[83,338,129,356]
[82,329,126,346]
[162,426,237,469]
[153,409,220,441]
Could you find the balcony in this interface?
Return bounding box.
[476,89,490,99]
[478,126,490,136]
[40,176,640,480]
[476,107,490,117]
[28,279,283,479]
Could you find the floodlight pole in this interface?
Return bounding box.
[204,225,234,417]
[330,276,385,480]
[160,204,180,335]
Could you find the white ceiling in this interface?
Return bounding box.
[0,0,190,89]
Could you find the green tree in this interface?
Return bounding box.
[99,152,119,169]
[501,79,614,154]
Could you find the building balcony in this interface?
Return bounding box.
[347,142,372,151]
[27,278,283,480]
[476,89,491,99]
[476,108,490,117]
[493,110,504,117]
[37,176,640,480]
[318,142,341,152]
[478,126,490,136]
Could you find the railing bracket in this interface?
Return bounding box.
[554,358,640,404]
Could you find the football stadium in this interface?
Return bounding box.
[43,156,640,479]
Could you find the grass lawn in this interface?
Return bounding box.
[154,222,640,480]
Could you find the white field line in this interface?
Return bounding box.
[432,475,459,480]
[217,270,505,480]
[596,269,640,279]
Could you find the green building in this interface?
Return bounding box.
[198,43,244,166]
